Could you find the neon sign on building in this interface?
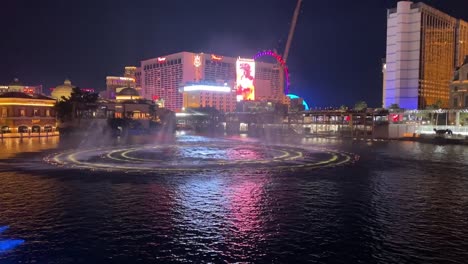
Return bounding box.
[211,54,223,61]
[157,57,166,63]
[193,55,202,67]
[236,58,256,101]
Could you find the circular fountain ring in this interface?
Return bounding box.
[44,142,356,173]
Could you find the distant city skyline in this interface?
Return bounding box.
[1,0,467,107]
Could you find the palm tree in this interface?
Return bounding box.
[353,101,367,111]
[54,87,99,122]
[388,103,400,110]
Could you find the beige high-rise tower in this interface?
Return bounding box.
[384,1,468,109]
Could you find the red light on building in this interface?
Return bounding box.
[23,87,34,94]
[157,57,166,63]
[81,88,95,93]
[152,95,159,101]
[389,114,401,122]
[211,54,223,61]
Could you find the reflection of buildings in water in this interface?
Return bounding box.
[0,170,61,235]
[170,174,267,262]
[174,177,226,227]
[225,179,265,233]
[140,184,176,232]
[226,146,263,161]
[0,137,59,159]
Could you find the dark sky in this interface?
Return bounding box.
[1,0,467,107]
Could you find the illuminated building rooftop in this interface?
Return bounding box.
[0,92,55,100]
[0,92,32,99]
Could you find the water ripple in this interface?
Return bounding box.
[0,136,467,263]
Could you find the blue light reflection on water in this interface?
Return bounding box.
[0,226,24,253]
[0,240,25,253]
[0,226,8,234]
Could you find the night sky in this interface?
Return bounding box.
[1,0,467,107]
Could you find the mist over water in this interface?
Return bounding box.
[1,134,468,263]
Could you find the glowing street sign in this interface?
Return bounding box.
[236,58,255,101]
[183,85,231,92]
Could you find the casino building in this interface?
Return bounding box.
[0,92,58,138]
[0,78,43,95]
[140,52,283,112]
[101,66,140,100]
[384,1,468,109]
[450,56,468,108]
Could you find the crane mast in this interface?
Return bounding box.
[279,0,302,96]
[283,0,302,63]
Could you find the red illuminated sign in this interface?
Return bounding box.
[23,87,34,94]
[157,57,166,63]
[211,54,223,61]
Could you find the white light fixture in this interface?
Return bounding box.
[183,85,231,93]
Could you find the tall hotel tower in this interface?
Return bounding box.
[141,52,282,112]
[384,1,468,109]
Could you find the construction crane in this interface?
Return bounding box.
[283,0,302,63]
[279,0,302,96]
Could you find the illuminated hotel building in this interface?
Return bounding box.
[135,67,142,89]
[382,58,387,108]
[124,66,137,78]
[141,52,281,112]
[181,81,237,112]
[384,1,468,109]
[255,61,282,102]
[450,56,468,108]
[106,76,136,99]
[456,20,468,68]
[0,92,57,136]
[0,78,43,95]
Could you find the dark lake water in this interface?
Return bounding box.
[0,134,467,263]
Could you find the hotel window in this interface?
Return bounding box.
[1,108,6,117]
[33,109,39,116]
[46,109,50,117]
[20,109,26,117]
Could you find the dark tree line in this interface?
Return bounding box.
[55,87,99,122]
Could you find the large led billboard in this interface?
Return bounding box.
[236,58,255,101]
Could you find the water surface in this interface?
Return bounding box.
[0,135,467,263]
